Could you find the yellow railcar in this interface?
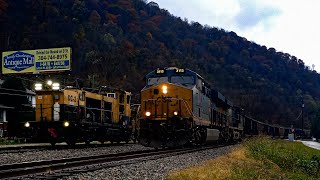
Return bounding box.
[25,86,133,146]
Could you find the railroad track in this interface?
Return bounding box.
[0,143,128,154]
[0,145,49,154]
[0,144,229,179]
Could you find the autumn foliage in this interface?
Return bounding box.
[0,0,319,133]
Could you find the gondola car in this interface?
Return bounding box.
[24,86,132,146]
[138,67,243,148]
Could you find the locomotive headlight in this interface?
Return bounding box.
[34,83,43,91]
[52,83,60,90]
[162,85,168,94]
[64,121,70,127]
[47,80,53,86]
[25,122,30,128]
[173,111,178,116]
[145,111,151,117]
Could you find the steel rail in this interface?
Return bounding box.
[0,143,130,154]
[0,144,229,179]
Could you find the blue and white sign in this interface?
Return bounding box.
[3,51,34,72]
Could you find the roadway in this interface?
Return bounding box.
[300,140,320,150]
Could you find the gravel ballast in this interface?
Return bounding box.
[62,145,236,180]
[0,144,153,165]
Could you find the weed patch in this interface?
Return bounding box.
[167,137,320,179]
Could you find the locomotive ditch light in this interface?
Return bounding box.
[34,83,43,91]
[146,111,151,117]
[25,122,30,128]
[64,121,70,127]
[173,111,178,116]
[52,83,60,90]
[162,85,168,94]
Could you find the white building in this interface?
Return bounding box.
[0,104,14,137]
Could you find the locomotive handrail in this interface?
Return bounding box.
[181,99,194,117]
[86,107,103,111]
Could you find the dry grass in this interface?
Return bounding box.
[167,138,320,180]
[167,147,235,179]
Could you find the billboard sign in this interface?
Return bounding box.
[2,47,71,74]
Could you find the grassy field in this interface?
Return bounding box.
[167,137,320,180]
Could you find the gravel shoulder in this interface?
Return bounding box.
[62,145,237,180]
[0,144,153,165]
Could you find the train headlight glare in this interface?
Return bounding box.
[52,83,60,90]
[146,111,151,117]
[64,121,70,127]
[47,80,53,86]
[173,111,178,116]
[25,122,30,128]
[35,83,42,91]
[162,85,168,94]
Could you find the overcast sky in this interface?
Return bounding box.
[151,0,320,72]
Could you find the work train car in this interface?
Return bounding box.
[138,67,243,148]
[24,86,133,146]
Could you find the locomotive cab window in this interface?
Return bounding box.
[148,77,168,86]
[171,76,195,85]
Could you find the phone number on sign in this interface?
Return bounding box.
[37,54,68,61]
[35,60,70,70]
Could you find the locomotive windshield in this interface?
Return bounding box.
[171,76,195,85]
[148,77,169,86]
[146,67,198,87]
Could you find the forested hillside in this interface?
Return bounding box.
[0,0,319,133]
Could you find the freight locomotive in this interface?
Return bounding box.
[138,67,243,148]
[138,67,310,148]
[24,86,133,146]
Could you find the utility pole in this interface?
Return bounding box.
[301,98,304,131]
